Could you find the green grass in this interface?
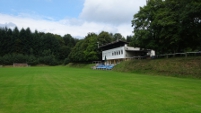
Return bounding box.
[0,66,201,113]
[113,57,201,78]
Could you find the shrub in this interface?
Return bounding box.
[0,56,3,65]
[12,54,28,63]
[2,54,13,65]
[39,55,58,66]
[27,55,38,66]
[64,58,70,65]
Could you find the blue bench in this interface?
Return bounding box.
[96,64,114,70]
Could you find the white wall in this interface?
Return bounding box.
[102,46,151,60]
[150,50,155,57]
[147,50,155,57]
[102,47,125,60]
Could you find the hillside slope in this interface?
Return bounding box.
[113,57,201,78]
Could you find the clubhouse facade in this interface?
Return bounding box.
[99,40,155,65]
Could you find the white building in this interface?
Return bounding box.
[99,40,155,64]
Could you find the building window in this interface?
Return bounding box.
[121,50,123,54]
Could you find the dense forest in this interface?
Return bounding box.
[131,0,201,54]
[0,27,79,65]
[0,27,129,65]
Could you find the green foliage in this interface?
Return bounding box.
[12,54,28,63]
[40,33,60,58]
[68,40,85,62]
[0,54,28,65]
[111,33,126,41]
[2,54,14,65]
[27,55,38,66]
[97,31,112,45]
[63,34,78,48]
[131,0,201,54]
[68,33,101,62]
[0,27,79,65]
[126,35,132,44]
[83,33,99,61]
[64,58,70,65]
[0,27,126,64]
[39,55,58,66]
[0,56,3,65]
[0,53,57,66]
[58,46,71,60]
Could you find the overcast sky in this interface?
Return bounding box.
[0,0,146,38]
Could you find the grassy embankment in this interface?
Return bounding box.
[113,57,201,78]
[0,66,201,113]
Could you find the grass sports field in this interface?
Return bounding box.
[0,66,201,113]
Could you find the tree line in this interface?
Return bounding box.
[0,27,130,65]
[0,27,78,65]
[131,0,201,54]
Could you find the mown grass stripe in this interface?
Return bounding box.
[0,67,201,113]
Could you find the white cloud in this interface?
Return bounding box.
[0,13,132,38]
[0,0,146,38]
[0,13,115,38]
[0,22,16,28]
[80,0,146,24]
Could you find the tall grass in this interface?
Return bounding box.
[0,66,201,113]
[113,57,201,78]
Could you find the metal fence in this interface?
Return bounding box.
[156,52,201,58]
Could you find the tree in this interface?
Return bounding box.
[83,33,99,61]
[63,34,76,47]
[25,27,34,55]
[131,0,201,54]
[58,46,71,60]
[68,33,100,62]
[68,40,85,62]
[0,27,13,55]
[97,31,112,46]
[17,27,34,55]
[12,27,20,54]
[126,35,132,45]
[131,0,168,54]
[112,33,126,41]
[0,27,80,65]
[41,33,60,58]
[32,30,41,56]
[178,0,201,51]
